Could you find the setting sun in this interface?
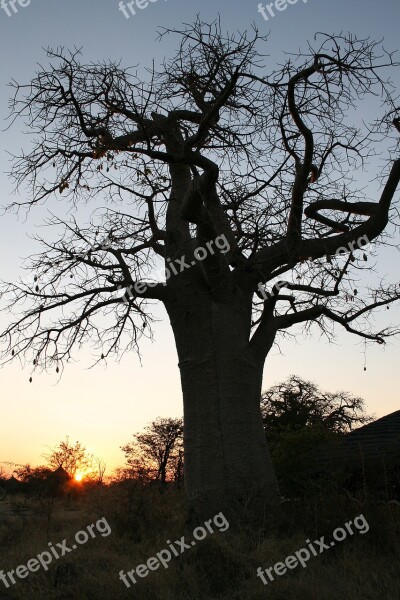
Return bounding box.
[74,472,84,482]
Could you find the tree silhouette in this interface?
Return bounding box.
[13,464,52,483]
[43,437,92,478]
[122,417,183,489]
[1,19,400,524]
[261,375,372,434]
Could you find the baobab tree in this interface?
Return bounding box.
[261,375,372,434]
[1,19,400,525]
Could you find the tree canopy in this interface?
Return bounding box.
[1,20,399,374]
[122,417,183,486]
[261,375,372,434]
[43,437,92,478]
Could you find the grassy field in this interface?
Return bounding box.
[0,484,399,599]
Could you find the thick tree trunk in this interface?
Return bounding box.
[165,291,280,527]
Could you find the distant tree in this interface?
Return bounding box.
[14,464,52,483]
[0,462,14,477]
[82,456,107,484]
[261,376,372,495]
[114,462,153,485]
[122,417,183,488]
[92,457,107,484]
[261,375,372,434]
[12,464,54,496]
[43,437,93,478]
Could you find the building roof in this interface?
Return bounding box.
[342,410,400,461]
[309,410,400,472]
[46,466,71,481]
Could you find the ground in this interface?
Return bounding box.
[0,483,399,599]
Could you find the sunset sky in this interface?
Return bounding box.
[0,0,399,475]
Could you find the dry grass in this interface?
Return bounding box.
[0,484,399,599]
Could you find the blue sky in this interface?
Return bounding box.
[0,0,399,472]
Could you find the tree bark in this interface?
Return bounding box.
[165,291,280,528]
